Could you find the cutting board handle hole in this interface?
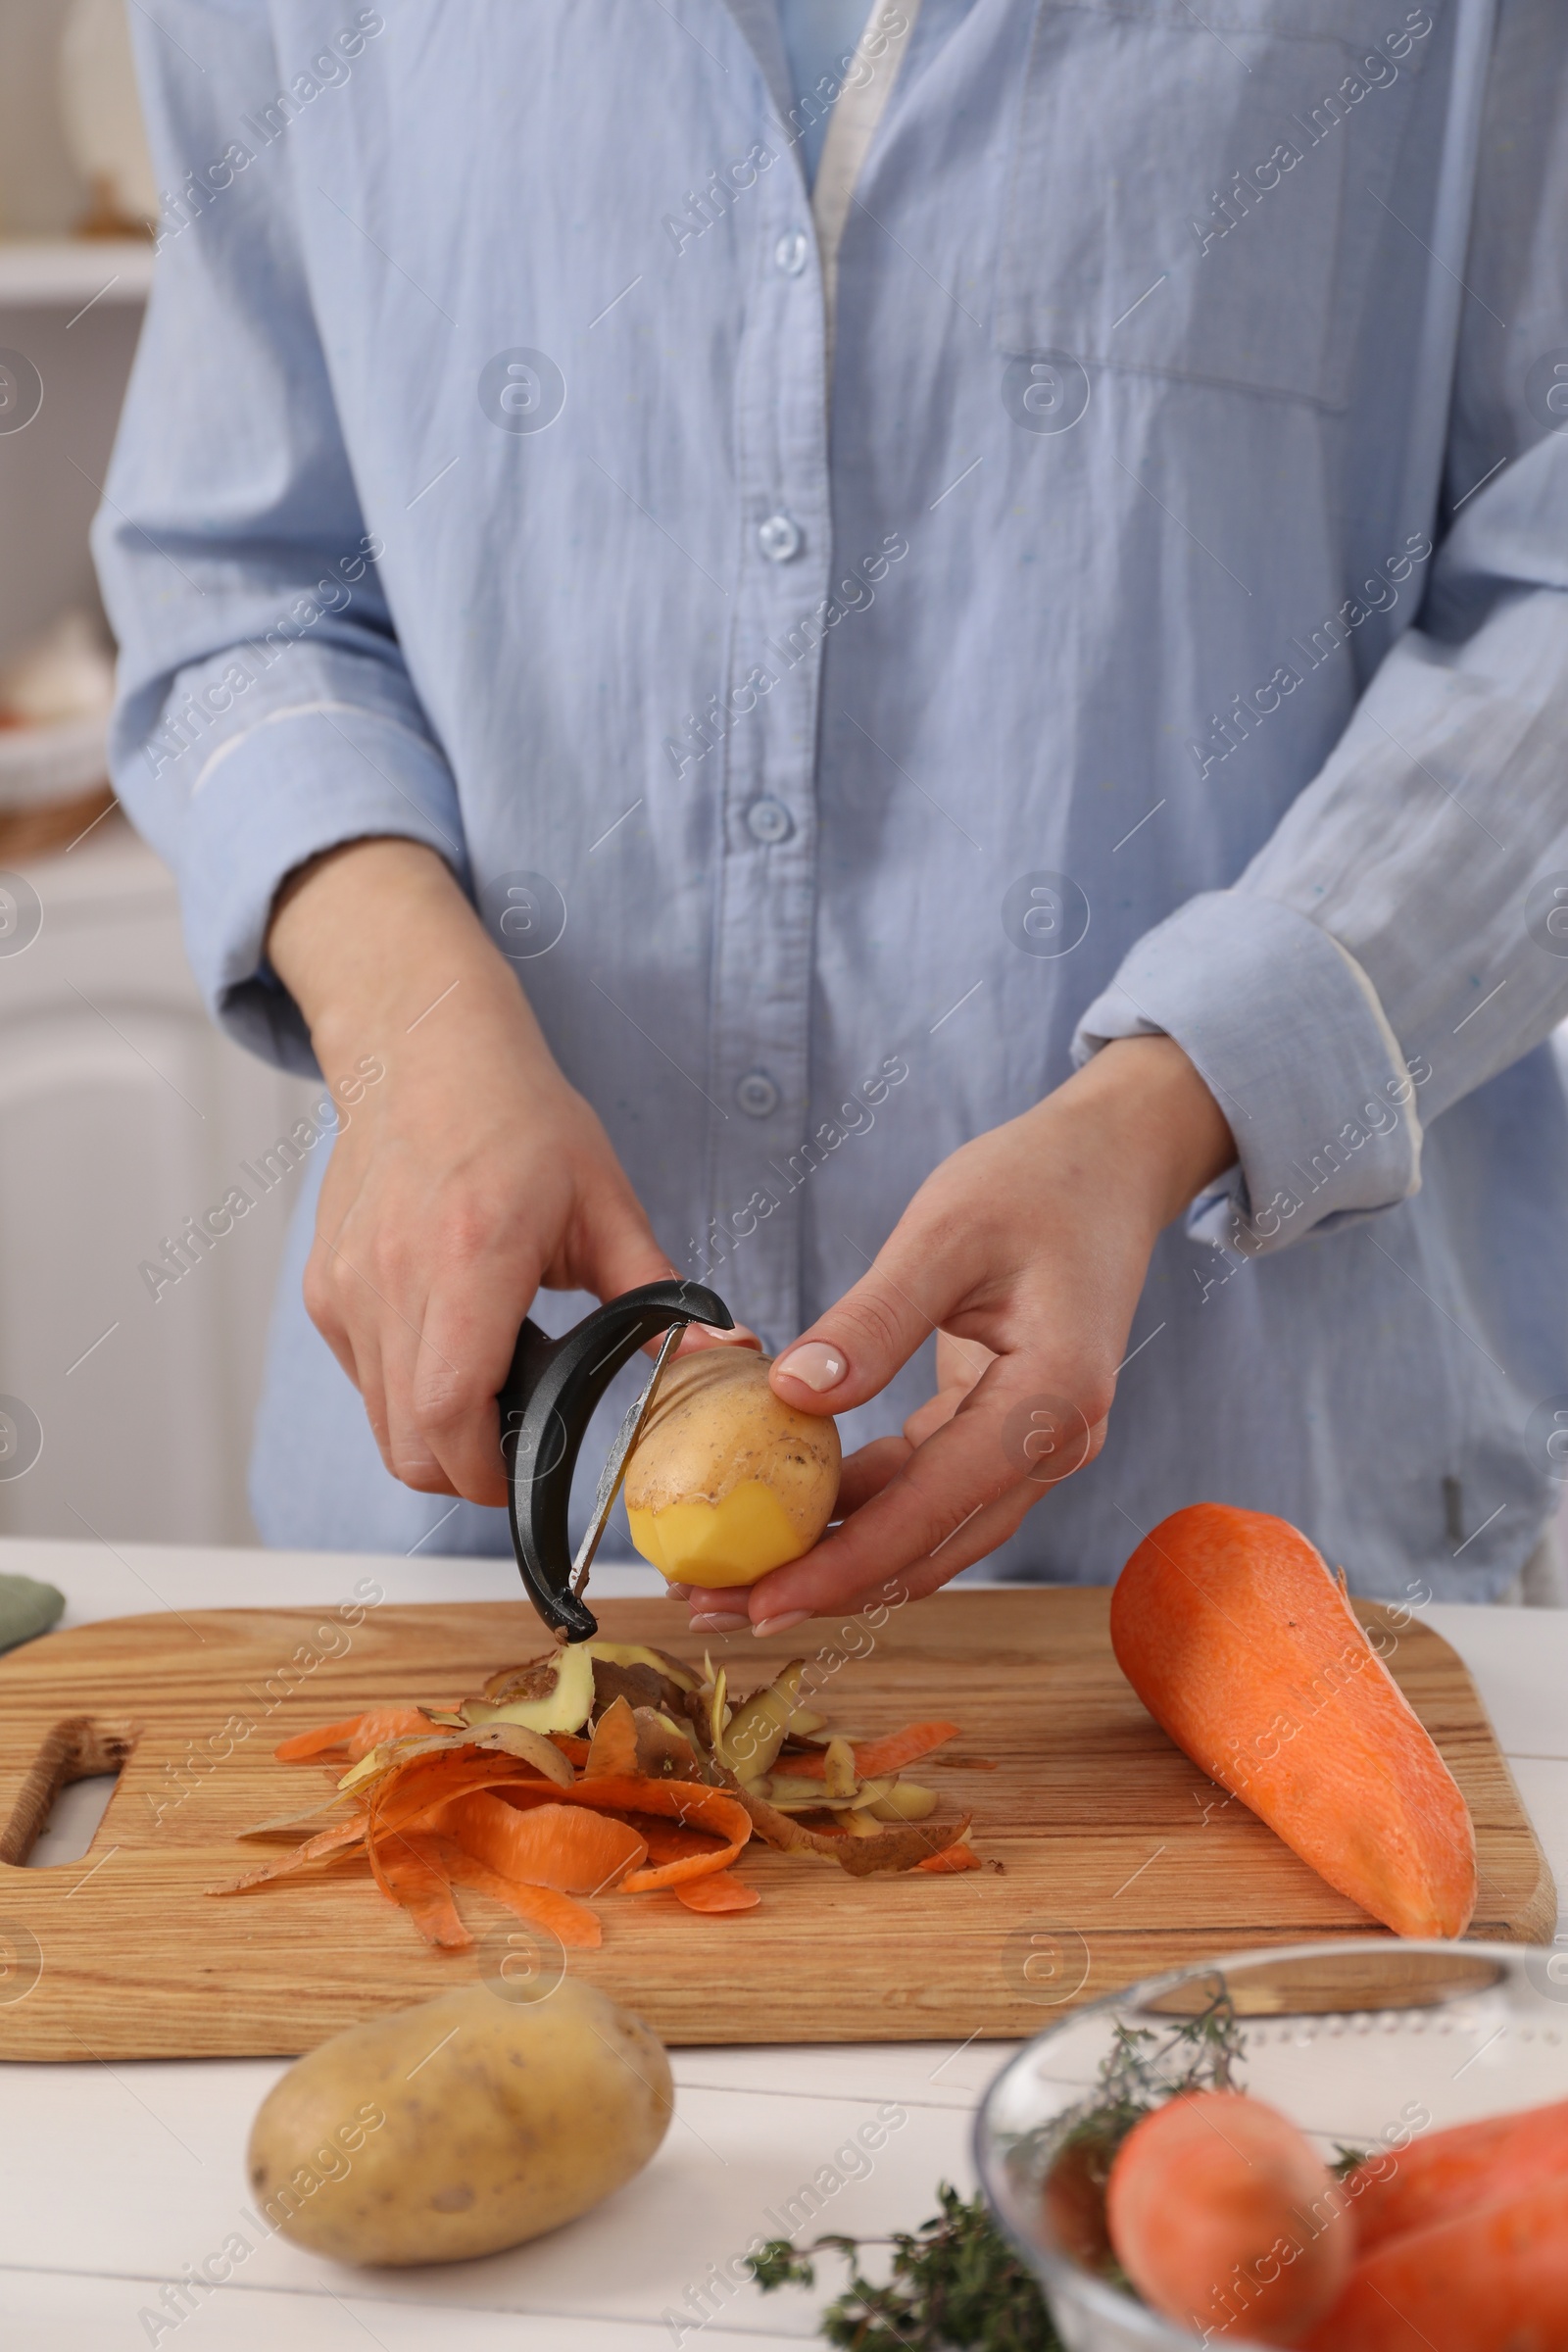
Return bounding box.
[1,1717,140,1869]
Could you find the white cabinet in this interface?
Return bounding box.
[0,253,148,669]
[0,816,315,1543]
[0,15,307,1546]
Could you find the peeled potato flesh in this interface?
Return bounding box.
[629,1480,806,1583]
[624,1348,840,1588]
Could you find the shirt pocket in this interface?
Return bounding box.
[993,1,1443,410]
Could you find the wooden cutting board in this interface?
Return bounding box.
[0,1591,1551,2057]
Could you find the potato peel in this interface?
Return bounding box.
[724,1778,972,1874]
[217,1649,987,1944]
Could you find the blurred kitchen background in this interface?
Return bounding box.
[1,2,1565,1561]
[0,0,315,1545]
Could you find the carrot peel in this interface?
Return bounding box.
[273,1705,436,1764]
[368,1829,470,1951]
[916,1836,981,1875]
[674,1870,760,1914]
[420,1834,602,1949]
[782,1721,961,1782]
[434,1790,648,1895]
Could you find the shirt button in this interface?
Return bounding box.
[757,512,803,563]
[745,797,792,844]
[774,228,809,276]
[736,1070,780,1118]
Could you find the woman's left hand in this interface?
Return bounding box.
[673,1034,1235,1637]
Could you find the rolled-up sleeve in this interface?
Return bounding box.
[92,1,464,1074]
[1074,894,1425,1252]
[1074,0,1568,1256]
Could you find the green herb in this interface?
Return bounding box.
[749,1991,1249,2347]
[747,2182,1060,2351]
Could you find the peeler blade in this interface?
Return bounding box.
[569,1322,684,1598]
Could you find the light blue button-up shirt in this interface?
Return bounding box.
[97,0,1568,1597]
[777,0,887,177]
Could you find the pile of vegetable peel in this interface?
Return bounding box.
[209,1639,983,1950]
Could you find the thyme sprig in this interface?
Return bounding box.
[748,2182,1059,2351]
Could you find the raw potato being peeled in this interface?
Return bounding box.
[246,1980,671,2266]
[624,1348,840,1588]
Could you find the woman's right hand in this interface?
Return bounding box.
[267,838,687,1505]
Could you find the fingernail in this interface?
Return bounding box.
[753,1609,811,1638]
[774,1343,848,1394]
[689,1611,749,1633]
[663,1583,692,1600]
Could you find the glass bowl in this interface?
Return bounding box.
[975,1937,1568,2352]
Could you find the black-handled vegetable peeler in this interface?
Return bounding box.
[498,1278,733,1642]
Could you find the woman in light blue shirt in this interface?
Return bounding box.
[98,0,1568,1621]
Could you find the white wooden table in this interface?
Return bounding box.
[2,1537,1565,2352]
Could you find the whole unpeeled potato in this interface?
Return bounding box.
[247,1979,671,2266]
[624,1347,841,1587]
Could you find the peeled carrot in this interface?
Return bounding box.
[1342,2097,1568,2250]
[273,1705,434,1763]
[1106,2090,1354,2343]
[1109,1504,1476,1938]
[1302,2174,1568,2352]
[435,1791,647,1895]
